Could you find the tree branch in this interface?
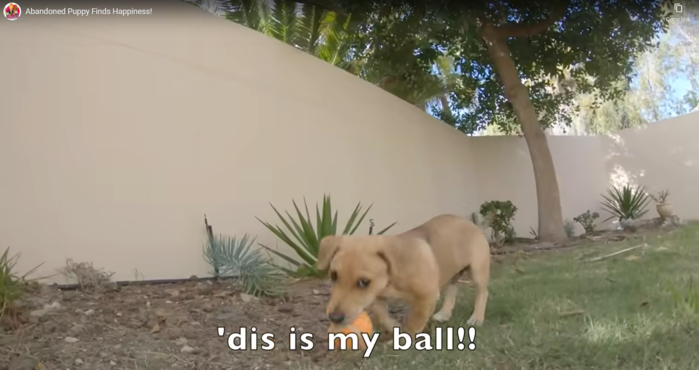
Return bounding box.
[491,1,570,39]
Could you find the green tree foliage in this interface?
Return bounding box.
[220,0,356,69]
[319,0,670,241]
[193,0,457,108]
[560,6,699,135]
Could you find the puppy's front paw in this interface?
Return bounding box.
[431,311,451,323]
[466,316,484,326]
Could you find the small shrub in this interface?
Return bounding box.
[0,247,42,323]
[573,210,600,235]
[649,189,670,204]
[563,219,576,238]
[600,185,650,222]
[257,194,396,277]
[479,200,517,244]
[669,276,699,317]
[59,259,114,292]
[203,234,285,297]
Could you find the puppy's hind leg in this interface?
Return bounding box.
[431,283,458,323]
[467,254,490,326]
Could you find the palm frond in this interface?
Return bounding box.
[225,0,267,31]
[267,0,301,45]
[315,11,353,67]
[297,3,326,54]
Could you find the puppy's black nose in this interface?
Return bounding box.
[328,312,345,324]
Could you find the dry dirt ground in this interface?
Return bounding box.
[1,279,362,370]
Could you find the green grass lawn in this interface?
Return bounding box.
[342,222,699,370]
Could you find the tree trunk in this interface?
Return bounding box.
[439,94,454,122]
[482,27,566,242]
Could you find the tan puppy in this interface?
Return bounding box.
[316,214,490,336]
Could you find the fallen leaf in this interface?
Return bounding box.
[150,324,161,334]
[625,255,640,261]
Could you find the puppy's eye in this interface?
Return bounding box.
[357,279,370,288]
[330,271,338,282]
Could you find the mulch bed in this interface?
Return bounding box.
[1,279,358,370]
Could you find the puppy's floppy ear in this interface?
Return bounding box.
[316,235,342,271]
[375,237,408,276]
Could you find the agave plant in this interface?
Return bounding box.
[257,195,397,277]
[203,234,285,297]
[600,185,651,222]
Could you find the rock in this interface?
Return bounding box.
[175,337,188,345]
[68,324,85,336]
[312,289,321,295]
[196,282,214,295]
[84,309,95,315]
[41,284,59,295]
[8,355,46,370]
[214,312,239,320]
[110,360,117,365]
[74,358,83,365]
[239,293,257,303]
[166,328,184,340]
[62,291,78,301]
[105,282,121,292]
[30,301,62,317]
[164,289,180,297]
[150,324,161,334]
[64,336,79,343]
[189,275,198,281]
[277,304,294,314]
[214,290,233,298]
[154,308,169,319]
[180,345,196,353]
[29,308,49,317]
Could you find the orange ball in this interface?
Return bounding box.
[327,311,374,350]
